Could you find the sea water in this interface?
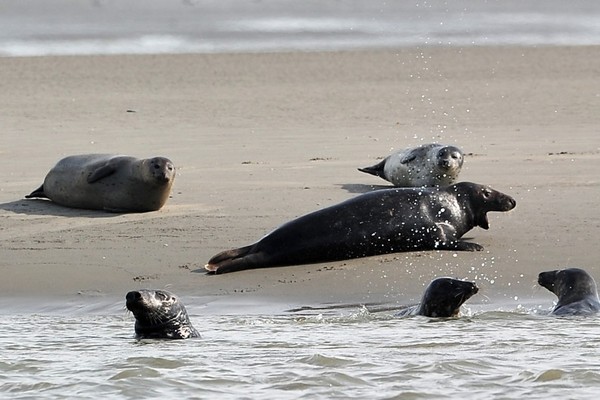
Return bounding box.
[0,0,599,57]
[1,298,600,399]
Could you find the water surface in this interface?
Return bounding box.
[2,299,599,399]
[1,0,599,56]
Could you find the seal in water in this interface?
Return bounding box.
[206,182,516,274]
[395,277,479,318]
[125,289,200,339]
[538,268,600,316]
[26,154,175,212]
[358,143,464,187]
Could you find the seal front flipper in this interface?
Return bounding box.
[357,158,387,179]
[399,153,417,164]
[87,163,117,183]
[437,241,484,252]
[25,184,48,199]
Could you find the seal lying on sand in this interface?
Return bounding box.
[206,182,516,274]
[538,268,600,316]
[126,289,200,339]
[395,278,479,318]
[358,143,464,187]
[26,154,175,212]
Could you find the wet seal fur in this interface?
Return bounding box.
[358,143,464,187]
[126,289,200,339]
[395,278,479,318]
[538,268,600,316]
[206,182,516,274]
[26,154,175,212]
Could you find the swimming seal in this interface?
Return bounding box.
[206,182,516,274]
[358,143,464,187]
[125,289,200,339]
[538,268,600,316]
[395,277,479,318]
[26,154,175,212]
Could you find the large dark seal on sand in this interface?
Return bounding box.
[395,277,479,318]
[206,182,516,274]
[358,143,464,187]
[26,154,175,212]
[126,289,200,339]
[538,268,600,316]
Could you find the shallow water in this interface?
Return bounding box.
[2,299,599,399]
[1,0,600,57]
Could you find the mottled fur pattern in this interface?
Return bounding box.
[359,143,464,187]
[126,289,200,339]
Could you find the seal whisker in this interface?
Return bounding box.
[125,289,200,339]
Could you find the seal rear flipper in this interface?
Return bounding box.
[205,245,263,274]
[87,164,117,183]
[205,255,264,274]
[25,184,48,199]
[207,245,254,265]
[357,159,387,179]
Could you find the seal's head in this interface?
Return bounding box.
[538,268,600,312]
[451,182,516,230]
[126,289,200,339]
[418,277,479,317]
[435,145,464,173]
[146,157,175,185]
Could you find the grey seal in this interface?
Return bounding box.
[538,268,600,316]
[206,182,516,274]
[125,289,200,339]
[358,143,464,187]
[395,278,479,318]
[26,154,175,212]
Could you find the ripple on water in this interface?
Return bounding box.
[2,306,600,399]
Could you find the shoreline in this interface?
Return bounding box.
[1,46,599,312]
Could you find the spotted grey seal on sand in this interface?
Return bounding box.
[26,154,175,212]
[538,268,600,316]
[358,143,464,187]
[206,182,516,274]
[395,278,479,318]
[126,289,200,339]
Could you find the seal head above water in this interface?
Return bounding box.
[206,182,516,274]
[396,277,479,318]
[26,154,175,212]
[126,289,200,339]
[358,143,464,187]
[538,268,600,316]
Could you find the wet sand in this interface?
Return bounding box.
[1,46,599,312]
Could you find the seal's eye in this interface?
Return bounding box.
[482,189,492,199]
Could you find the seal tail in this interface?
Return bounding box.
[205,245,262,274]
[25,184,48,199]
[357,159,386,179]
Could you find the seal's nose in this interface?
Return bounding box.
[507,197,517,209]
[126,291,141,302]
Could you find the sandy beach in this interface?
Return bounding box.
[1,46,599,311]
